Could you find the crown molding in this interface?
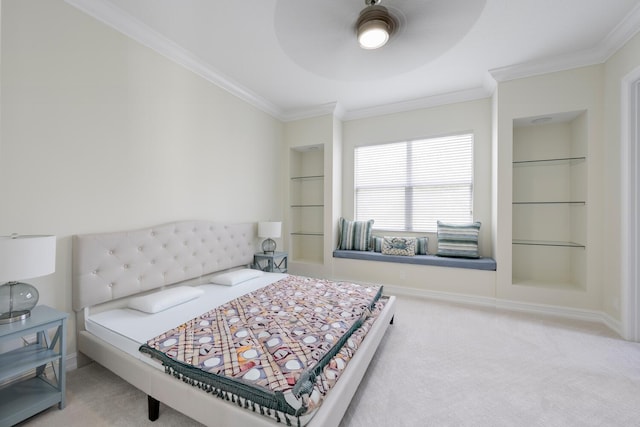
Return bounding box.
[65,0,640,123]
[600,2,640,61]
[340,86,491,121]
[279,102,341,122]
[490,3,640,83]
[64,0,285,120]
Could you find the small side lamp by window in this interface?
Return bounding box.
[258,222,281,254]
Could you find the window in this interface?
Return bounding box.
[354,133,473,232]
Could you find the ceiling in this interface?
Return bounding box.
[66,0,640,121]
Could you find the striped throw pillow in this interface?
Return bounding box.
[372,236,384,252]
[436,221,481,258]
[416,236,429,255]
[337,218,374,251]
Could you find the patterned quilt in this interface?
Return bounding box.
[139,275,386,426]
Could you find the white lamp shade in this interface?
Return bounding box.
[258,222,281,238]
[0,235,56,283]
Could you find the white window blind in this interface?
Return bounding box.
[355,134,474,232]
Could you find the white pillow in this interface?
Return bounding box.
[128,286,205,314]
[210,268,264,286]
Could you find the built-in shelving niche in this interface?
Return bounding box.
[512,110,587,290]
[289,145,324,264]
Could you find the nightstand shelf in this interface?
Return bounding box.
[0,305,68,427]
[0,346,60,382]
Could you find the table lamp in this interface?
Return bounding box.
[0,234,56,324]
[258,222,281,254]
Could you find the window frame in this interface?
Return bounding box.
[353,133,475,233]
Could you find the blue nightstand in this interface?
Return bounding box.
[253,251,288,273]
[0,305,68,426]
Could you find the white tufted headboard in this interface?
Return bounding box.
[72,221,256,311]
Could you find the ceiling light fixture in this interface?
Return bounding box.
[356,0,397,50]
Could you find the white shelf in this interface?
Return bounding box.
[512,239,585,248]
[513,156,585,166]
[512,111,587,290]
[512,201,585,205]
[511,279,583,290]
[290,175,324,180]
[289,147,325,265]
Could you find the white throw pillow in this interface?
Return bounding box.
[210,268,264,286]
[128,286,205,313]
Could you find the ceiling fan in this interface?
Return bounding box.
[273,0,487,81]
[355,0,397,50]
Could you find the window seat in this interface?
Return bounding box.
[333,250,496,271]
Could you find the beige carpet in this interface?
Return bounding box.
[18,295,640,427]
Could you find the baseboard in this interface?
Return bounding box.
[602,312,623,337]
[66,352,78,371]
[383,284,496,308]
[383,284,624,338]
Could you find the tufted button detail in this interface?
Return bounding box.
[92,270,98,275]
[138,246,143,252]
[123,264,129,269]
[108,283,113,288]
[109,250,114,255]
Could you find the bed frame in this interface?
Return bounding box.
[72,220,396,427]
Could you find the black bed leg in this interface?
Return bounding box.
[148,395,160,421]
[390,315,394,325]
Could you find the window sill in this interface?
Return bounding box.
[332,250,496,271]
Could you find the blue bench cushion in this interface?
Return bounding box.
[333,249,496,271]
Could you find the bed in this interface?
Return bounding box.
[72,220,396,427]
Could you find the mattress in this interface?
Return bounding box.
[85,272,288,366]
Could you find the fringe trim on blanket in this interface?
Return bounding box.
[139,344,305,424]
[164,363,300,426]
[291,285,383,399]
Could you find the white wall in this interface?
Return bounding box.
[0,0,284,354]
[494,66,605,311]
[603,31,640,321]
[2,1,639,359]
[342,98,493,256]
[332,99,496,297]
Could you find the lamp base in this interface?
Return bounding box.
[0,309,31,324]
[0,281,39,324]
[262,238,276,254]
